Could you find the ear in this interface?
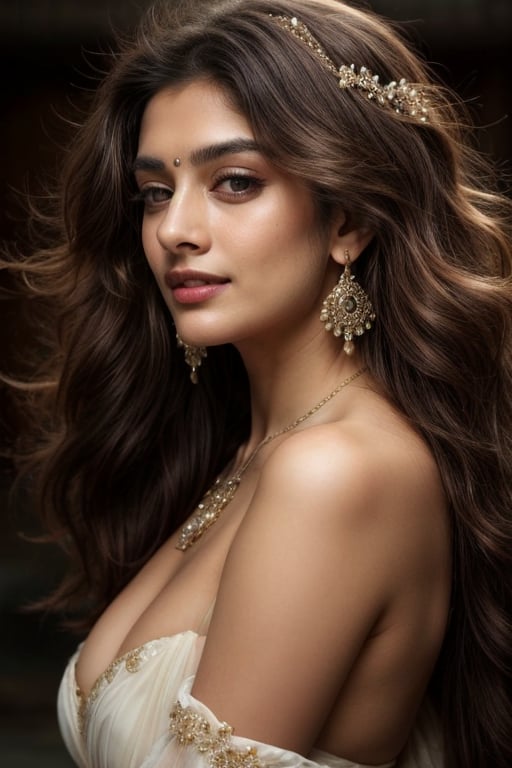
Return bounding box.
[328,211,374,266]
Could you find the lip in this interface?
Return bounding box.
[165,269,230,304]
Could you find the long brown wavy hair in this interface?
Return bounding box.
[3,0,512,764]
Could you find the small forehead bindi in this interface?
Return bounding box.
[133,138,263,175]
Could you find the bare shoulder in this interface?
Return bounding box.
[194,390,450,751]
[251,389,448,576]
[260,390,443,512]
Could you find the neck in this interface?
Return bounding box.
[235,325,365,449]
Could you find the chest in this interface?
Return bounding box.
[74,470,259,697]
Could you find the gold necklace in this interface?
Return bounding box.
[176,367,367,551]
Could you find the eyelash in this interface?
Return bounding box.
[133,186,171,208]
[213,170,264,198]
[133,171,264,210]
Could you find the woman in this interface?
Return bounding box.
[5,0,512,766]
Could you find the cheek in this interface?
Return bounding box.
[231,188,317,255]
[141,220,160,276]
[271,196,319,254]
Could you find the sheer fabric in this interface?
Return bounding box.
[58,629,443,768]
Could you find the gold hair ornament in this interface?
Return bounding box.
[270,14,429,122]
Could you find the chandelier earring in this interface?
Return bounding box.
[320,250,376,355]
[176,335,207,384]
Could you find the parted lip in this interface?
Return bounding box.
[165,269,229,289]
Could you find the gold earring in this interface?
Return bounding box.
[176,335,207,383]
[320,251,375,355]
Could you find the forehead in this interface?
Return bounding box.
[138,79,254,155]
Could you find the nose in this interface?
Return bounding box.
[156,187,211,256]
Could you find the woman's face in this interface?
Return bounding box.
[136,79,339,350]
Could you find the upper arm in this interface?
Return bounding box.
[191,427,442,755]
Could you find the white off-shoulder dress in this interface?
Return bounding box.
[58,629,444,768]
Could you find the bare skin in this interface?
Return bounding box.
[75,80,451,766]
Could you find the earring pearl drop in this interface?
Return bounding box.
[320,251,375,355]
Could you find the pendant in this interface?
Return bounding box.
[176,476,241,551]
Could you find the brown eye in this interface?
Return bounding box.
[137,185,173,208]
[227,177,251,192]
[214,172,263,199]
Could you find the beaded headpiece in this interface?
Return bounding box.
[270,14,429,122]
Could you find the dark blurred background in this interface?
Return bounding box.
[1,1,511,766]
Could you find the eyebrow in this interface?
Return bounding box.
[132,138,262,173]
